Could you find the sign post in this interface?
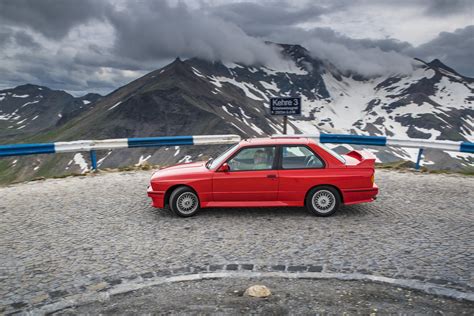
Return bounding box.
[270,97,301,134]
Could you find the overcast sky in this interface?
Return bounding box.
[0,0,472,96]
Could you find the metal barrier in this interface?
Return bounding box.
[272,133,473,169]
[1,133,472,171]
[0,135,241,170]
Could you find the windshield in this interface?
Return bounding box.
[207,143,239,169]
[318,143,346,164]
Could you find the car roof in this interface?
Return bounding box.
[240,137,313,146]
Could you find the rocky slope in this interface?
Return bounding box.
[0,84,101,144]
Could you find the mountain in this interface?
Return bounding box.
[0,84,102,144]
[0,44,473,183]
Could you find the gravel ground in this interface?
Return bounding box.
[0,169,473,314]
[56,278,474,315]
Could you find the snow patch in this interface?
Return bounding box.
[263,58,308,75]
[97,151,113,167]
[73,153,89,173]
[135,154,151,166]
[210,76,265,101]
[191,67,206,78]
[178,155,192,163]
[21,100,39,107]
[108,101,122,111]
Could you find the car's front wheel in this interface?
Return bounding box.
[306,186,340,217]
[169,186,200,217]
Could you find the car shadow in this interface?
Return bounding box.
[149,204,371,219]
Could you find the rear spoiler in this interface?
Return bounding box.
[345,150,376,168]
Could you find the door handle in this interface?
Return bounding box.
[266,174,277,179]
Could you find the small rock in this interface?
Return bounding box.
[244,285,271,298]
[31,293,49,304]
[87,282,108,292]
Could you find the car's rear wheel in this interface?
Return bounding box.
[169,186,200,217]
[306,186,340,216]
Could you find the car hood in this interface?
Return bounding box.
[151,161,208,180]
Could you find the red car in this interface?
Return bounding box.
[147,137,378,217]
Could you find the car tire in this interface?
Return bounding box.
[306,186,341,217]
[169,186,200,217]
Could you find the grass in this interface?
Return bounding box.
[376,161,474,176]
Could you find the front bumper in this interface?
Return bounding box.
[147,186,165,208]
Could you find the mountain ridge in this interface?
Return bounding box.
[0,43,472,183]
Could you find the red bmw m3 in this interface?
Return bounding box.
[147,137,378,217]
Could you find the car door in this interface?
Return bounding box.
[277,145,326,203]
[212,146,279,201]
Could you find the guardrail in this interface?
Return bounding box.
[1,133,472,171]
[0,135,241,170]
[273,133,474,169]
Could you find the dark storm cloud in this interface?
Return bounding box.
[208,1,330,37]
[0,0,473,94]
[0,0,109,39]
[408,25,474,77]
[13,30,41,48]
[0,27,40,49]
[106,1,282,65]
[0,29,13,47]
[424,0,473,16]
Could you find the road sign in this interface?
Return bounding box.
[270,97,301,116]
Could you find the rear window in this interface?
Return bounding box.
[318,143,346,163]
[282,146,324,169]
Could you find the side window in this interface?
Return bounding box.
[227,147,276,171]
[282,146,324,169]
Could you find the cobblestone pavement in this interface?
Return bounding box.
[0,169,473,313]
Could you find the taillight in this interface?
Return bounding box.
[371,174,375,184]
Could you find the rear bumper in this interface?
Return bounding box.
[342,184,379,205]
[147,186,165,208]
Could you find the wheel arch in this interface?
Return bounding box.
[305,184,344,205]
[164,184,199,208]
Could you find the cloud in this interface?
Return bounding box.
[0,0,109,39]
[407,25,474,77]
[106,1,283,66]
[424,0,473,16]
[0,0,473,95]
[208,1,329,37]
[0,27,41,49]
[304,38,415,77]
[263,26,416,76]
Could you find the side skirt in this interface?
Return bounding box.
[201,201,303,208]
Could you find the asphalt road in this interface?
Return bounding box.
[0,169,473,314]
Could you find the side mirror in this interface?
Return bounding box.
[218,163,230,172]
